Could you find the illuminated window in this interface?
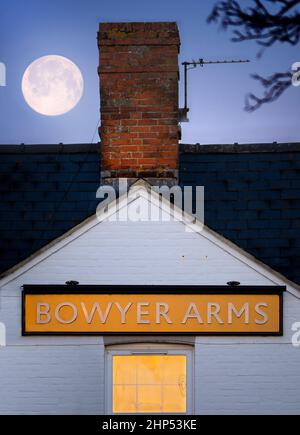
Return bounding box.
[105,346,193,414]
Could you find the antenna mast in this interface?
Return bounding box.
[179,58,250,122]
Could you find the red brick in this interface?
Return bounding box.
[99,22,180,179]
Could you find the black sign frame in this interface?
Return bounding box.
[22,285,285,336]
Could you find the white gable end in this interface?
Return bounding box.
[1,181,299,295]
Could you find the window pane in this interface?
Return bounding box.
[138,385,162,412]
[163,385,186,413]
[136,355,162,385]
[112,354,186,413]
[162,355,186,384]
[113,385,136,413]
[113,355,137,385]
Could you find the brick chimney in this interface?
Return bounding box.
[98,22,180,185]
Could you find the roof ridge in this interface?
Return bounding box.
[1,141,300,154]
[181,142,300,154]
[0,143,100,153]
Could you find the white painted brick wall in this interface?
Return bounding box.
[0,196,299,414]
[194,342,300,414]
[0,344,105,414]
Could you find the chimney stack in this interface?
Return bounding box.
[98,22,180,185]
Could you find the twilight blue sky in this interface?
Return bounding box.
[0,0,299,145]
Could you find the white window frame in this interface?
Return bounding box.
[105,343,194,415]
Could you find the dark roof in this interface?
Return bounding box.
[1,142,300,285]
[180,142,300,284]
[0,144,100,276]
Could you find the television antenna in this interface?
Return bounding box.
[179,58,250,122]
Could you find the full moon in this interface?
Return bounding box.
[22,55,84,116]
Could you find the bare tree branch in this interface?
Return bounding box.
[245,71,292,111]
[208,0,300,110]
[208,0,300,47]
